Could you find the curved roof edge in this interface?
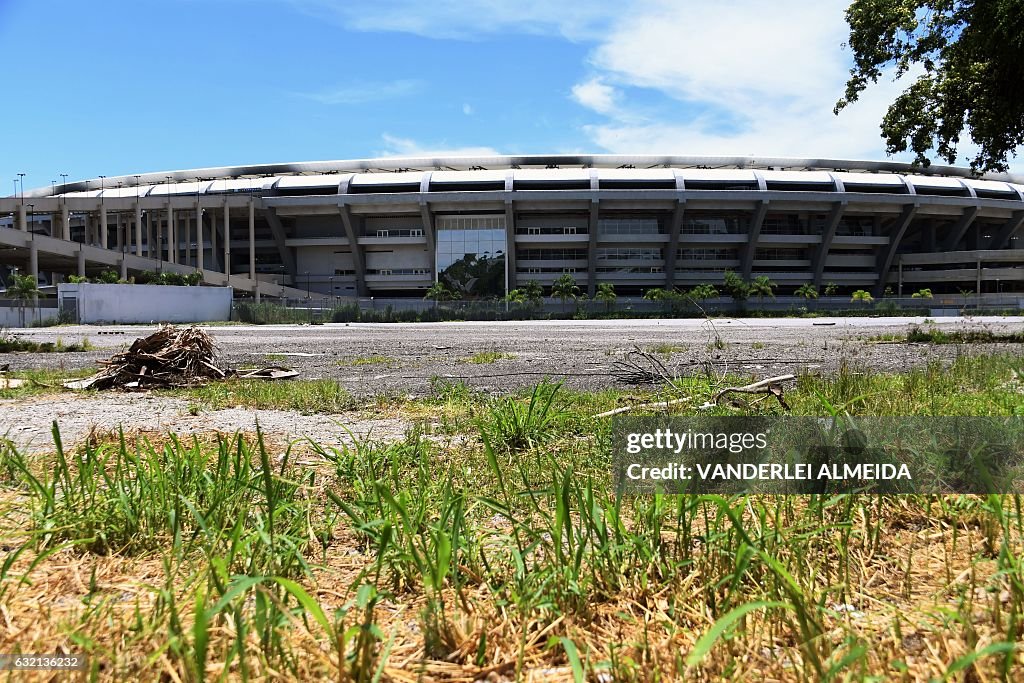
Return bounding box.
[21,154,1024,197]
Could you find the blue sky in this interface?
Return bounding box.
[1,0,1020,193]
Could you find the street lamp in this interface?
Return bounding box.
[60,174,68,204]
[17,173,25,203]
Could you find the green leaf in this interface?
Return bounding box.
[685,601,792,668]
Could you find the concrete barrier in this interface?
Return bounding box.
[58,283,233,324]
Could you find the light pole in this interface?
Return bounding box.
[60,173,68,199]
[17,173,25,203]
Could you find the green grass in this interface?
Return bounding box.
[179,378,357,413]
[336,355,397,367]
[0,367,94,399]
[462,351,516,364]
[866,326,1024,344]
[0,333,94,353]
[3,353,1024,679]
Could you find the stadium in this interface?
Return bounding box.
[2,154,1023,300]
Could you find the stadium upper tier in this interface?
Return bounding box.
[19,155,1024,198]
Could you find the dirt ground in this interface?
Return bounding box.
[3,317,1023,454]
[5,316,1024,395]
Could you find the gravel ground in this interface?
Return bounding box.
[3,317,1023,453]
[0,392,410,455]
[4,317,1024,395]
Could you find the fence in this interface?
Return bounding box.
[231,293,1024,324]
[0,298,60,328]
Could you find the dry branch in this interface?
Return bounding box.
[69,325,228,390]
[713,374,796,410]
[610,347,679,385]
[593,396,693,418]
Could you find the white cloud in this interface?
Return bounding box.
[294,79,424,105]
[571,78,619,116]
[462,103,474,116]
[376,133,501,157]
[287,0,626,41]
[570,0,1024,170]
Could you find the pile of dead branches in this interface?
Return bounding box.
[74,325,227,390]
[610,348,679,385]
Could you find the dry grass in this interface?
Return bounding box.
[3,353,1024,680]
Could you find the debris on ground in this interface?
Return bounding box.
[63,325,298,391]
[712,374,796,410]
[610,348,679,385]
[236,366,300,380]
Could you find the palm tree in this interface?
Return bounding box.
[850,289,874,305]
[551,273,580,314]
[425,281,457,304]
[522,280,544,308]
[824,282,839,297]
[722,270,749,307]
[7,274,39,327]
[794,283,819,300]
[594,282,617,314]
[911,288,933,299]
[688,283,719,303]
[749,275,777,303]
[504,289,526,304]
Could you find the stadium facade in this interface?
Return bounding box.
[2,155,1023,299]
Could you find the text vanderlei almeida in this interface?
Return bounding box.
[623,428,912,482]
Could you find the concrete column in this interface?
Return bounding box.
[120,257,128,281]
[223,203,231,276]
[665,200,686,289]
[83,214,92,245]
[586,201,599,297]
[50,212,57,237]
[196,203,204,272]
[156,213,163,262]
[100,205,108,249]
[135,203,143,256]
[29,241,38,280]
[184,213,191,266]
[209,209,218,271]
[248,200,255,279]
[504,202,516,292]
[116,212,123,252]
[17,204,26,232]
[77,248,86,277]
[167,204,176,263]
[249,199,257,299]
[61,205,70,240]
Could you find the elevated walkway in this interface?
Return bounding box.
[0,226,308,298]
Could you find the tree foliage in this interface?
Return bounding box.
[795,283,819,300]
[722,270,750,302]
[551,273,580,311]
[594,282,617,312]
[836,0,1024,172]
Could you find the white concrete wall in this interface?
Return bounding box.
[58,283,233,324]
